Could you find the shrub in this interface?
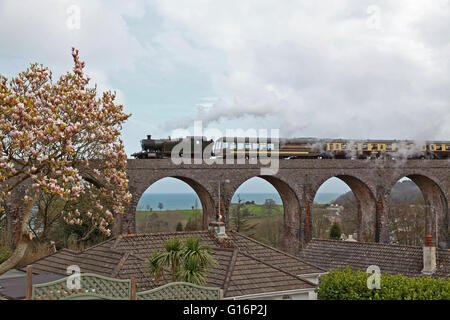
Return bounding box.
[316,266,450,300]
[329,222,341,240]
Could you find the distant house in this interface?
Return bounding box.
[299,238,449,278]
[1,224,326,300]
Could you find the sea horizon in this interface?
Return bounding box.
[137,192,342,210]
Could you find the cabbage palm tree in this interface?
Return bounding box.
[177,236,217,285]
[145,236,216,286]
[145,250,165,284]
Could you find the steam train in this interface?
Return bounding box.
[131,135,214,159]
[132,135,450,159]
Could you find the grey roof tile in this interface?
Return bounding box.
[299,238,450,278]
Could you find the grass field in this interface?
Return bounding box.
[136,203,283,232]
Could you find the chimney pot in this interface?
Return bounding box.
[422,234,437,275]
[425,234,433,247]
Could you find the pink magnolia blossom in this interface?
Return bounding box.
[0,47,131,241]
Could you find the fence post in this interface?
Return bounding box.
[131,277,136,300]
[26,265,32,300]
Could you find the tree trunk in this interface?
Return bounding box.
[0,196,36,276]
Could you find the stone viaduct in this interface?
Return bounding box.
[114,159,450,253]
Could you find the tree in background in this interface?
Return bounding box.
[230,195,255,235]
[28,193,66,242]
[176,221,183,232]
[263,198,276,215]
[312,207,332,238]
[388,194,426,246]
[256,219,284,249]
[0,48,131,275]
[158,202,164,211]
[184,216,201,231]
[329,222,342,240]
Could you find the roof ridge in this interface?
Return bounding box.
[309,238,430,250]
[112,236,123,250]
[111,252,130,278]
[118,230,209,239]
[222,248,238,297]
[80,237,117,251]
[239,250,317,287]
[229,231,326,272]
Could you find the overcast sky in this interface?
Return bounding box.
[0,0,447,194]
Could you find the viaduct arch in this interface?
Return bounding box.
[113,159,449,254]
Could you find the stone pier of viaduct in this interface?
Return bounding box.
[115,159,450,254]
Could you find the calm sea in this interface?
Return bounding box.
[137,192,341,210]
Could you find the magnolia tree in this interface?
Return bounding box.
[0,48,131,274]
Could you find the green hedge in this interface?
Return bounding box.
[316,266,450,300]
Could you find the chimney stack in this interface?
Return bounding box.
[422,234,436,275]
[208,221,228,239]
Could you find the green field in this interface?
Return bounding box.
[136,204,283,230]
[136,209,202,221]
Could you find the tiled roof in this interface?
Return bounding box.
[227,231,325,275]
[26,239,125,277]
[299,238,450,278]
[23,231,324,298]
[225,251,314,297]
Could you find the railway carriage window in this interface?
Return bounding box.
[260,143,267,150]
[342,144,347,149]
[362,144,368,150]
[222,142,228,149]
[446,145,450,151]
[229,143,236,149]
[386,145,392,150]
[268,143,275,150]
[333,144,340,150]
[252,143,259,149]
[245,143,250,149]
[436,144,442,151]
[237,143,244,150]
